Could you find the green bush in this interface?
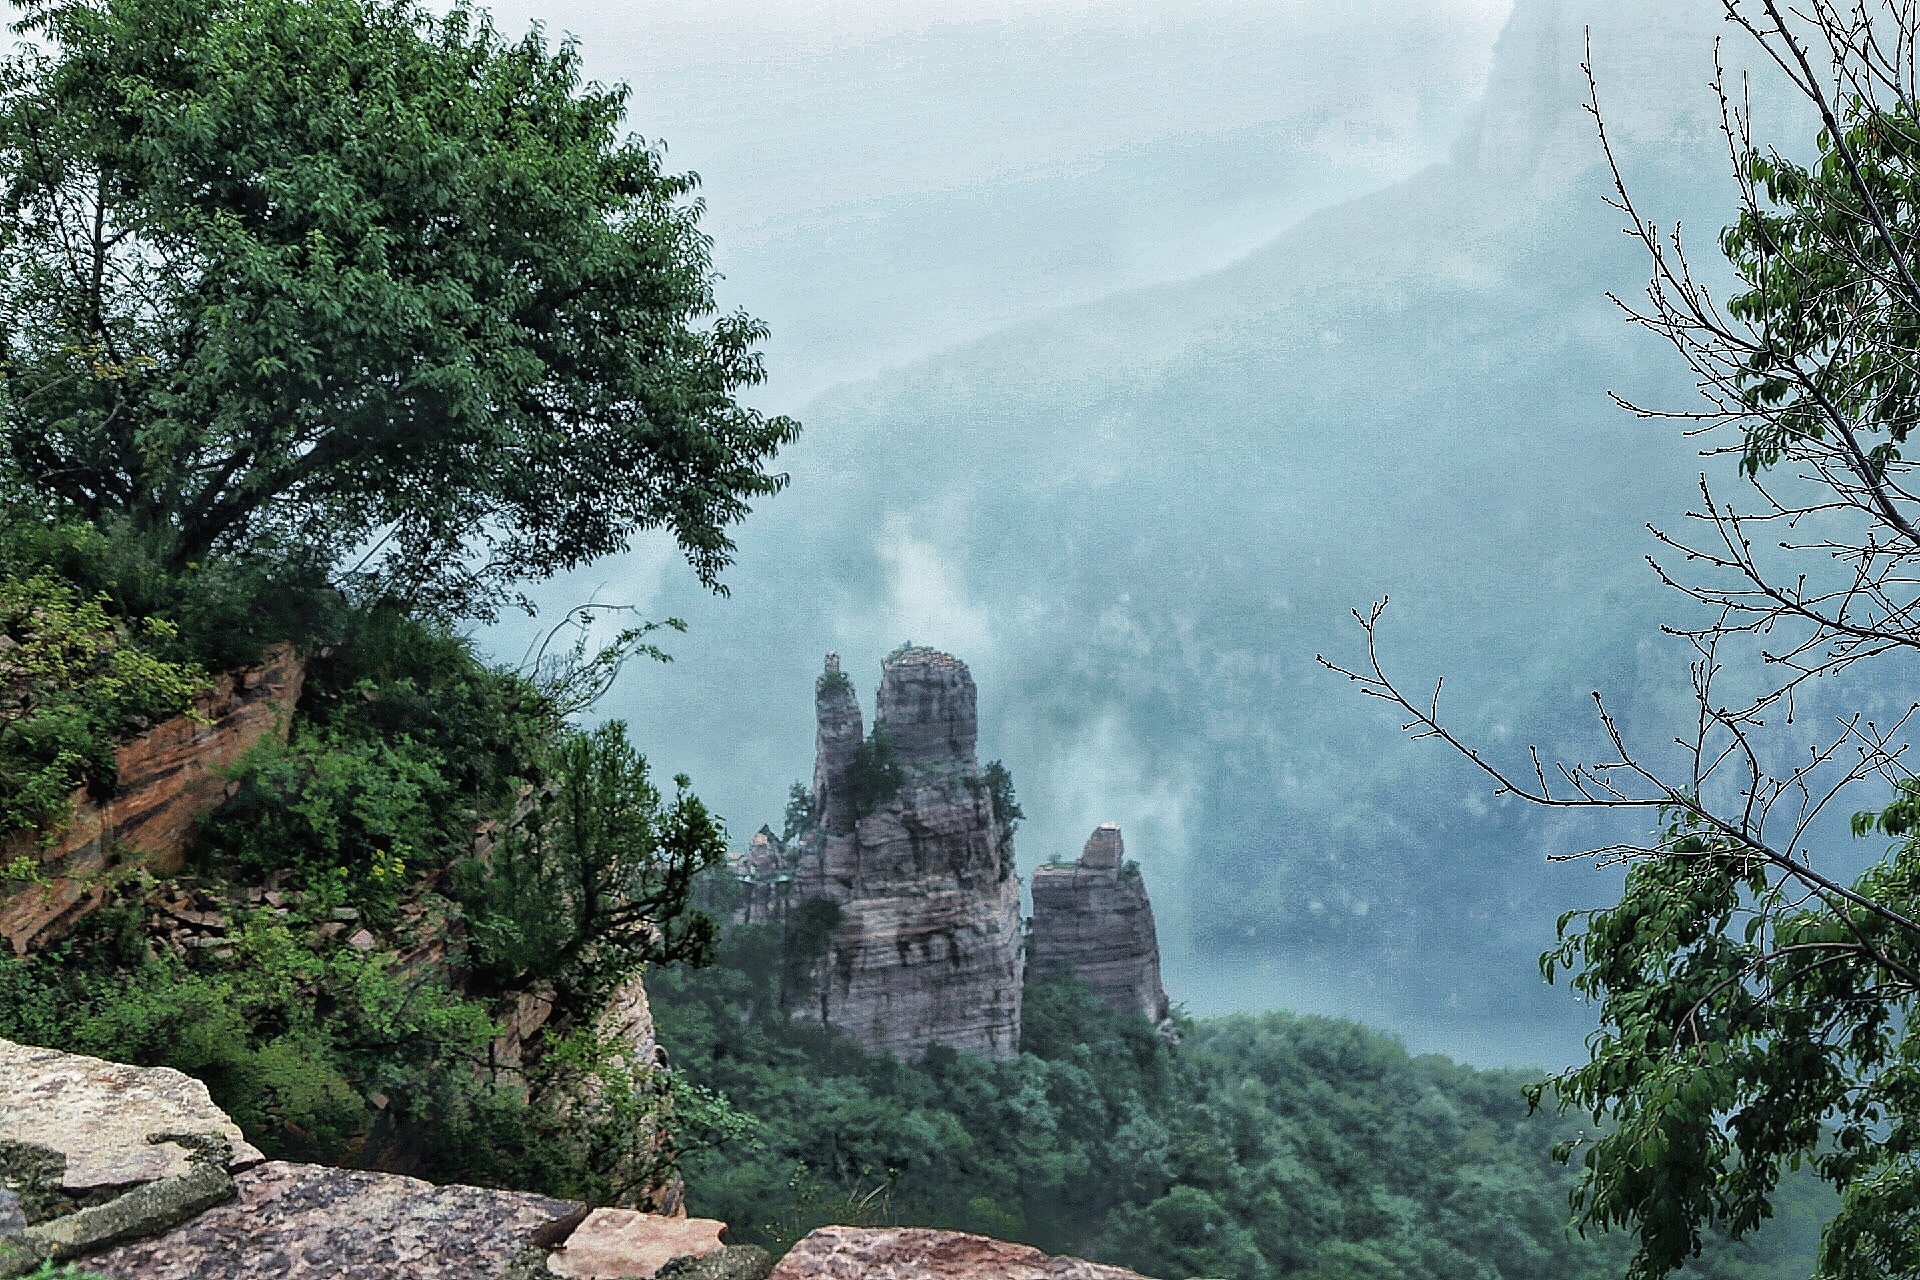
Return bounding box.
[0,514,343,672]
[454,722,725,1019]
[0,905,492,1164]
[847,729,903,818]
[201,727,448,912]
[0,571,208,842]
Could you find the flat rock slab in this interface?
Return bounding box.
[0,1040,264,1190]
[80,1161,582,1280]
[767,1227,1157,1280]
[546,1207,728,1279]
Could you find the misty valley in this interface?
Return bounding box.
[1,0,1919,1279]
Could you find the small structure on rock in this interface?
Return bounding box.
[791,648,1025,1061]
[1028,824,1174,1040]
[724,828,794,926]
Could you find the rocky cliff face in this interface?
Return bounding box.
[0,644,305,956]
[1028,825,1171,1037]
[792,648,1024,1061]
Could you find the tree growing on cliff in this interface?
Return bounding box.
[1325,3,1920,1276]
[0,0,797,613]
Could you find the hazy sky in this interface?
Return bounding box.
[471,0,1517,400]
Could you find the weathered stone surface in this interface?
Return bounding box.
[0,1040,263,1191]
[656,1245,773,1280]
[544,1208,727,1279]
[1028,826,1172,1035]
[27,1163,233,1261]
[80,1160,581,1280]
[726,829,794,927]
[872,649,977,770]
[811,654,864,835]
[0,1189,23,1238]
[1,644,305,955]
[765,1227,1156,1279]
[793,650,1024,1060]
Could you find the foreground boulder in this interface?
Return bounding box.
[0,1041,263,1194]
[82,1162,581,1280]
[767,1226,1157,1279]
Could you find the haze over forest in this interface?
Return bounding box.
[478,0,1851,1068]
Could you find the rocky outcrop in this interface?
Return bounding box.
[1028,825,1172,1036]
[546,1208,729,1278]
[811,654,864,836]
[80,1162,583,1280]
[792,649,1024,1061]
[0,644,305,956]
[0,1037,733,1280]
[767,1227,1157,1279]
[0,1041,263,1195]
[726,828,794,926]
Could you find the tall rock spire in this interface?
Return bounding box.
[812,653,864,835]
[792,646,1024,1060]
[1028,823,1173,1040]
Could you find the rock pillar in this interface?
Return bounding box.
[1028,824,1173,1035]
[811,654,864,835]
[793,648,1024,1060]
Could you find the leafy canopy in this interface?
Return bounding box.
[0,0,796,611]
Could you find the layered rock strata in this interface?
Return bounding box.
[793,648,1024,1060]
[0,644,305,955]
[1028,825,1172,1035]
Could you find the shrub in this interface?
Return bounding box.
[200,727,449,912]
[847,729,903,818]
[0,572,208,841]
[455,722,725,1019]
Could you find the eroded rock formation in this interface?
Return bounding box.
[792,648,1024,1061]
[0,644,305,956]
[1028,825,1172,1037]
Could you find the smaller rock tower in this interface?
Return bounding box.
[1028,824,1173,1038]
[812,653,864,835]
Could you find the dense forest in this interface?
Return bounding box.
[651,885,1827,1279]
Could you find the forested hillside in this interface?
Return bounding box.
[652,896,1825,1279]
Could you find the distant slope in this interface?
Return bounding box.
[594,0,1809,1066]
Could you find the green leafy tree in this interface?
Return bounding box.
[0,0,796,612]
[846,728,904,818]
[1325,4,1920,1276]
[459,721,725,1021]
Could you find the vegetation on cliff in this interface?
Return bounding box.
[0,0,780,1210]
